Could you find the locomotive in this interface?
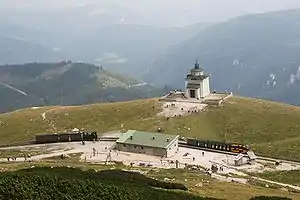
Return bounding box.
[185,138,250,154]
[35,131,98,144]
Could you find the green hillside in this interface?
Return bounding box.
[0,96,300,161]
[0,166,293,200]
[0,167,215,200]
[0,61,166,113]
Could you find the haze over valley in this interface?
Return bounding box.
[1,0,300,109]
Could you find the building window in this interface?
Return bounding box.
[134,146,136,148]
[141,146,144,150]
[169,147,171,150]
[123,144,126,147]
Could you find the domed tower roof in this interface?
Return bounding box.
[191,60,203,72]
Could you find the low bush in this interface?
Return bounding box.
[0,167,214,200]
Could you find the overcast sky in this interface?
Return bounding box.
[1,0,300,26]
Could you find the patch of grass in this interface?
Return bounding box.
[0,167,213,200]
[1,97,300,161]
[0,149,48,158]
[41,153,83,162]
[147,168,298,200]
[254,170,300,187]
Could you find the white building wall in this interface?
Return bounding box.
[116,143,167,157]
[166,139,179,158]
[185,89,201,99]
[188,79,203,84]
[196,89,201,99]
[185,79,202,99]
[203,77,210,97]
[200,81,204,98]
[199,78,210,98]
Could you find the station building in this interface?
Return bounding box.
[115,130,179,158]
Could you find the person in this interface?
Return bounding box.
[202,152,205,157]
[193,157,195,161]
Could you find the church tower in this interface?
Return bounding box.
[185,60,210,99]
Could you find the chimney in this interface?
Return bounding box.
[152,136,155,140]
[130,136,133,140]
[167,138,169,142]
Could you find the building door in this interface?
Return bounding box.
[189,90,196,98]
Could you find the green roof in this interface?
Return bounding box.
[116,130,179,149]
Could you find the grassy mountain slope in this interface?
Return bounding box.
[0,62,165,113]
[0,165,296,200]
[1,97,300,161]
[0,167,215,200]
[145,9,300,105]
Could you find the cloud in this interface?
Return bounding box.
[1,0,300,26]
[95,53,128,64]
[288,66,300,85]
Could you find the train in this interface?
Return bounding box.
[35,131,98,144]
[184,138,250,154]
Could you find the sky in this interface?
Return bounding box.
[1,0,300,26]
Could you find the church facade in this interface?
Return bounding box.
[185,60,210,99]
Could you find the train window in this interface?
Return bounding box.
[197,142,199,146]
[212,145,214,148]
[204,143,207,147]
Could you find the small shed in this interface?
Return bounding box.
[115,130,179,158]
[234,151,257,166]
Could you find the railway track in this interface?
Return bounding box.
[179,142,300,166]
[97,139,300,165]
[1,137,300,166]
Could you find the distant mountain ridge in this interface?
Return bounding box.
[145,9,300,105]
[0,18,211,77]
[0,61,166,113]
